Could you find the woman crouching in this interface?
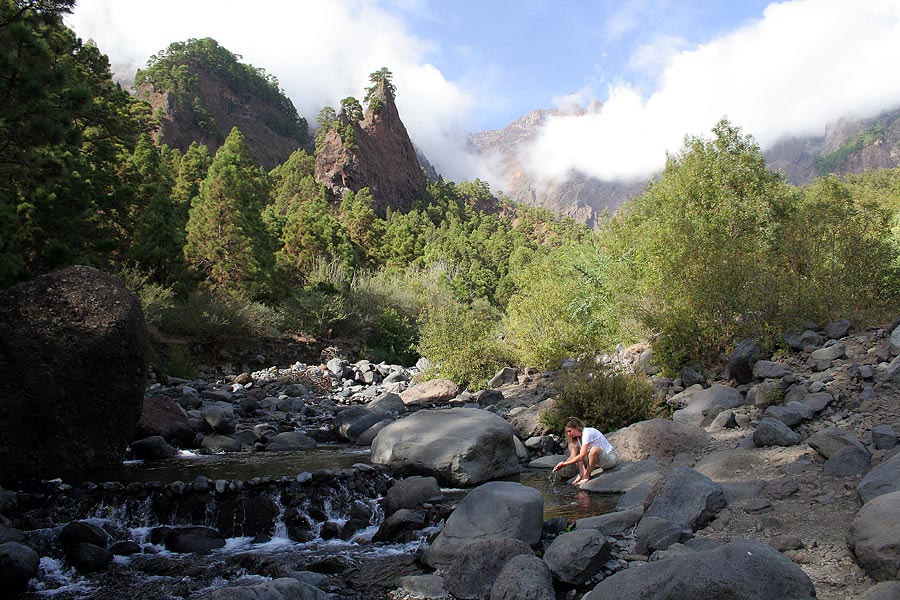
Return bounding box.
[552,417,618,486]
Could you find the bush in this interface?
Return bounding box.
[540,363,667,435]
[417,297,513,388]
[152,344,196,380]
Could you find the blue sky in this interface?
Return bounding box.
[68,0,900,183]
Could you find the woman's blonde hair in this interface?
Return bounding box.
[564,417,585,450]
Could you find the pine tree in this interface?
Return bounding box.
[184,127,274,297]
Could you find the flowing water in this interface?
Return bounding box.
[21,449,618,599]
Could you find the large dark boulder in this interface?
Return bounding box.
[584,540,816,600]
[0,266,147,484]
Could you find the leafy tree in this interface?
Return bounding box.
[314,105,338,153]
[364,66,395,109]
[171,142,212,213]
[339,187,383,266]
[184,127,274,297]
[275,195,353,283]
[339,96,363,123]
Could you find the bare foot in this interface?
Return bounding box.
[577,477,591,487]
[572,477,587,485]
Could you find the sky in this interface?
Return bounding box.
[66,0,900,186]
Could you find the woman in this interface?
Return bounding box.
[552,417,618,486]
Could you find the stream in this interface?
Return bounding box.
[18,448,618,599]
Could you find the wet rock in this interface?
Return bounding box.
[59,521,110,550]
[130,435,177,460]
[374,509,426,542]
[265,432,317,451]
[397,574,448,599]
[0,266,148,482]
[135,395,194,444]
[584,540,816,600]
[385,476,444,515]
[205,577,327,599]
[582,459,667,494]
[423,481,542,570]
[543,528,611,585]
[0,541,39,595]
[490,554,554,600]
[201,402,236,434]
[335,407,385,443]
[849,490,900,581]
[200,434,241,453]
[68,542,113,573]
[157,526,226,553]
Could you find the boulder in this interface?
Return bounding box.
[201,402,236,434]
[825,318,852,339]
[370,408,519,486]
[423,481,542,570]
[799,392,833,413]
[891,323,900,355]
[764,402,814,427]
[507,399,553,439]
[783,329,825,351]
[59,521,110,550]
[634,516,686,555]
[752,360,793,380]
[265,432,316,452]
[385,476,444,515]
[130,435,176,461]
[205,577,327,600]
[871,425,898,450]
[334,407,384,443]
[400,379,460,406]
[0,542,39,594]
[581,459,667,494]
[752,417,801,447]
[807,427,867,459]
[354,419,393,446]
[808,343,845,370]
[849,490,900,581]
[576,506,644,536]
[488,367,519,388]
[397,575,448,599]
[608,419,710,462]
[366,391,405,414]
[823,446,871,478]
[583,540,816,600]
[156,526,226,553]
[857,451,900,503]
[542,528,610,585]
[374,509,427,543]
[644,467,727,531]
[443,538,533,599]
[67,542,112,573]
[489,554,554,600]
[0,266,148,483]
[672,385,743,427]
[694,448,765,482]
[859,581,900,600]
[134,395,193,444]
[727,339,761,384]
[200,434,241,453]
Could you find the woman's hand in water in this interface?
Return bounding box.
[552,461,565,473]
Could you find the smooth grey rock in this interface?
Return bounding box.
[616,482,655,510]
[576,507,644,536]
[400,379,460,406]
[753,417,801,447]
[367,391,405,414]
[67,542,112,574]
[490,554,554,600]
[159,526,226,553]
[807,427,867,459]
[752,361,793,380]
[823,446,871,478]
[764,402,814,427]
[385,476,444,515]
[354,419,393,446]
[444,538,533,599]
[800,392,833,413]
[857,451,900,503]
[825,318,851,339]
[783,329,824,351]
[59,521,110,549]
[872,425,898,450]
[890,323,900,355]
[200,434,241,453]
[488,367,518,388]
[808,343,845,370]
[423,482,542,570]
[680,367,704,388]
[694,448,765,481]
[543,528,611,585]
[608,418,710,462]
[371,408,519,486]
[672,385,742,427]
[644,467,727,530]
[581,459,667,494]
[584,540,816,600]
[201,402,236,434]
[849,490,900,581]
[709,409,736,430]
[634,516,687,555]
[859,581,900,600]
[727,339,761,385]
[265,431,316,452]
[374,509,427,542]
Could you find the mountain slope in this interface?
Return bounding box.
[135,38,309,169]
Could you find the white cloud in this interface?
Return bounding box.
[65,0,475,180]
[524,0,900,182]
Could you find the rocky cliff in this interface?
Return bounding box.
[314,81,427,215]
[468,108,644,228]
[471,106,900,226]
[135,39,309,170]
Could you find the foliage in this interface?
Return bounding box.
[152,344,196,380]
[184,127,274,298]
[275,196,354,284]
[417,296,512,388]
[364,66,395,109]
[540,363,667,435]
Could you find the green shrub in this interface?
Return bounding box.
[417,297,513,388]
[152,343,196,380]
[540,363,667,435]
